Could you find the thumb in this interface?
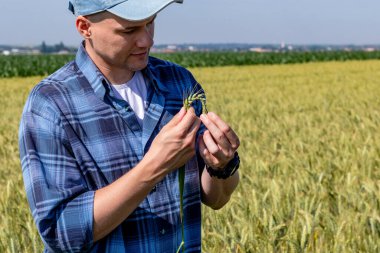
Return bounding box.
[166,107,186,127]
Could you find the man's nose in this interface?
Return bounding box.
[136,26,154,48]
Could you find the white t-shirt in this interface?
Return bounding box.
[111,71,147,126]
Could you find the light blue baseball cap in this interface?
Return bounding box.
[68,0,183,21]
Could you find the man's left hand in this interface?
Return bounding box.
[199,112,240,170]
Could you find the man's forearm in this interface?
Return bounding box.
[200,169,239,210]
[93,156,165,242]
[93,108,200,242]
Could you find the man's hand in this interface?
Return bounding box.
[147,107,201,175]
[93,107,200,241]
[199,112,240,170]
[198,111,240,210]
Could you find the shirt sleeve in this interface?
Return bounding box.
[19,90,94,252]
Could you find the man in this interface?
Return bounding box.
[19,0,240,252]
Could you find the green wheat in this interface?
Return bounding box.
[177,84,208,253]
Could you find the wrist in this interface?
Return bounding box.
[205,152,240,179]
[138,153,167,185]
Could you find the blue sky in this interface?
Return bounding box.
[1,0,380,46]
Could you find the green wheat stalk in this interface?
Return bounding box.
[176,84,207,253]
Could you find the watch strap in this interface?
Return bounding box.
[205,152,240,179]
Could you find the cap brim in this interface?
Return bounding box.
[107,0,183,21]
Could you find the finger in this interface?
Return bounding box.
[179,118,200,159]
[177,107,198,132]
[198,135,218,165]
[189,117,201,137]
[200,113,231,150]
[198,135,206,157]
[165,107,186,127]
[185,117,201,147]
[207,112,240,150]
[202,130,226,160]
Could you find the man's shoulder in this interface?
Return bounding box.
[30,60,80,97]
[43,60,79,86]
[23,61,81,117]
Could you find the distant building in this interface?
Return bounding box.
[56,50,71,55]
[249,47,272,53]
[364,47,375,52]
[167,45,177,50]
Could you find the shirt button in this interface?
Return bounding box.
[151,186,156,193]
[160,228,166,235]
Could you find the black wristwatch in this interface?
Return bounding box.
[205,152,240,179]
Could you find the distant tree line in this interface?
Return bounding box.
[2,50,380,77]
[39,41,76,54]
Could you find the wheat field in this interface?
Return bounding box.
[1,60,380,252]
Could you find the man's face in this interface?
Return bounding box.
[86,12,155,74]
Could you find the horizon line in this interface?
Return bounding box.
[2,42,380,48]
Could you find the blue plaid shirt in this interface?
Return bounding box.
[19,44,205,252]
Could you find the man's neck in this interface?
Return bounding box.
[97,64,134,85]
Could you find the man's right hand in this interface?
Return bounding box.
[146,107,201,176]
[93,107,200,242]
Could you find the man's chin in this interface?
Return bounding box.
[128,61,149,72]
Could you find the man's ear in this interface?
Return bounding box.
[76,16,92,39]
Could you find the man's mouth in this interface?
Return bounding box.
[132,51,147,56]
